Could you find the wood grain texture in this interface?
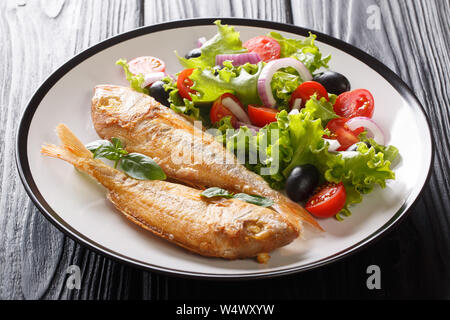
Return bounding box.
[0,0,448,300]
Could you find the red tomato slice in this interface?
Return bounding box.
[247,105,278,127]
[210,98,238,126]
[306,182,347,218]
[128,56,165,75]
[334,89,374,118]
[243,36,281,62]
[289,81,329,109]
[325,118,363,151]
[177,68,197,101]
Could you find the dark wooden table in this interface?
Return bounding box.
[1,0,448,300]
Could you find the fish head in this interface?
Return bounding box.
[216,202,301,259]
[91,85,157,141]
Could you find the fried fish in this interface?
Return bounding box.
[41,124,299,260]
[91,85,323,231]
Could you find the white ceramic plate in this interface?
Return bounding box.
[16,18,433,279]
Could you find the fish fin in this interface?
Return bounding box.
[41,124,93,165]
[283,200,324,232]
[55,124,93,159]
[41,143,79,165]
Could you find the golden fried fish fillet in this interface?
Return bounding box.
[91,85,323,231]
[41,124,299,260]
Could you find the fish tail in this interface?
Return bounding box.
[41,124,93,165]
[56,124,93,158]
[281,199,324,232]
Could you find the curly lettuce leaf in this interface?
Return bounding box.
[262,111,330,182]
[116,59,148,94]
[271,68,302,110]
[324,143,396,220]
[268,31,330,74]
[302,94,338,126]
[225,126,258,164]
[214,116,234,144]
[170,98,200,120]
[359,132,399,163]
[324,144,396,191]
[189,61,263,106]
[177,20,247,69]
[162,76,201,120]
[215,115,234,131]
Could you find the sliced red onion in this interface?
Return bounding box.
[197,37,207,48]
[257,58,312,108]
[222,96,251,124]
[235,121,261,134]
[346,116,385,145]
[141,72,166,88]
[215,52,261,67]
[165,72,176,81]
[324,138,341,152]
[291,98,302,110]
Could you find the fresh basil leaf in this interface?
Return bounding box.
[200,187,273,207]
[96,147,123,161]
[200,187,233,199]
[85,140,112,153]
[85,140,122,161]
[111,137,124,150]
[232,193,274,207]
[120,153,166,180]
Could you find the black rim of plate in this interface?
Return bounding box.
[15,18,434,280]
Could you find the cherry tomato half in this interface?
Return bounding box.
[210,97,238,127]
[325,118,363,151]
[305,182,347,218]
[334,89,374,118]
[177,68,197,100]
[247,105,278,127]
[243,36,281,62]
[289,81,329,109]
[128,56,166,75]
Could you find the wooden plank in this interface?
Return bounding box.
[288,0,450,298]
[143,0,291,23]
[0,0,143,299]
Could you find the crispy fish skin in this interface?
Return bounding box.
[91,85,323,231]
[41,124,299,259]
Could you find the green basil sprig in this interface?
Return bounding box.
[200,187,234,199]
[200,187,273,207]
[232,193,274,207]
[86,138,166,180]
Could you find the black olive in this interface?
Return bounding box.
[285,164,320,202]
[313,71,351,95]
[347,141,371,151]
[149,80,170,107]
[185,48,202,59]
